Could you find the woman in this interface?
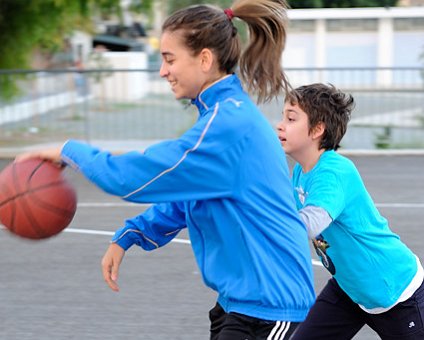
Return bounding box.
[17,1,315,338]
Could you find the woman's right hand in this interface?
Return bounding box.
[101,243,125,292]
[15,146,64,165]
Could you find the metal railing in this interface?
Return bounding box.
[0,67,423,151]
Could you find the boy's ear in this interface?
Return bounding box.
[312,122,325,140]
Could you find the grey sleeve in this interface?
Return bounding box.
[299,205,332,239]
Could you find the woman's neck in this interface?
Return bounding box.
[199,73,231,95]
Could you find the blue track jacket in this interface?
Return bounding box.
[61,74,315,321]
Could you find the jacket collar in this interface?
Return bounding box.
[191,74,241,115]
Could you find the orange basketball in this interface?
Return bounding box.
[0,158,77,239]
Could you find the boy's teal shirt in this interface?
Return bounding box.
[292,150,417,309]
[61,74,315,321]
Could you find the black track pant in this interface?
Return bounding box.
[291,278,424,340]
[209,302,299,340]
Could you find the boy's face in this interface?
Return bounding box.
[276,102,316,160]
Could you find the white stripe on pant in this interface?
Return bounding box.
[267,321,291,340]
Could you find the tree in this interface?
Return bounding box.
[0,0,153,99]
[289,0,324,8]
[0,0,151,70]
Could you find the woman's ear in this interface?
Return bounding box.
[199,48,214,72]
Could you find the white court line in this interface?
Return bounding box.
[63,228,323,266]
[4,200,417,269]
[77,202,151,208]
[6,199,424,268]
[0,224,191,245]
[63,227,191,244]
[376,203,424,208]
[312,260,323,267]
[0,225,322,266]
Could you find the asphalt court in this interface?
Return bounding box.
[1,154,423,340]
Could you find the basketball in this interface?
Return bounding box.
[0,158,77,239]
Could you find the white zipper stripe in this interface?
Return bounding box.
[122,103,220,199]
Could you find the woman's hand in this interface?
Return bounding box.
[101,243,125,292]
[15,146,64,165]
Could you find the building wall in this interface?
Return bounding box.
[399,0,424,6]
[285,7,424,72]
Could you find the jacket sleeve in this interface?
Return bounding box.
[111,201,186,251]
[61,107,240,203]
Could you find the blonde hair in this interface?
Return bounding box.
[162,0,291,103]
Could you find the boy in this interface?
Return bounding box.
[277,83,424,339]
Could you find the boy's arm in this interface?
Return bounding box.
[299,205,332,238]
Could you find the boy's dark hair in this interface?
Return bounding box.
[287,83,355,150]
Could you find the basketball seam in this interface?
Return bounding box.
[16,190,46,238]
[11,160,47,238]
[0,182,17,233]
[0,181,65,207]
[27,189,76,216]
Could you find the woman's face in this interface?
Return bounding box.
[159,30,208,100]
